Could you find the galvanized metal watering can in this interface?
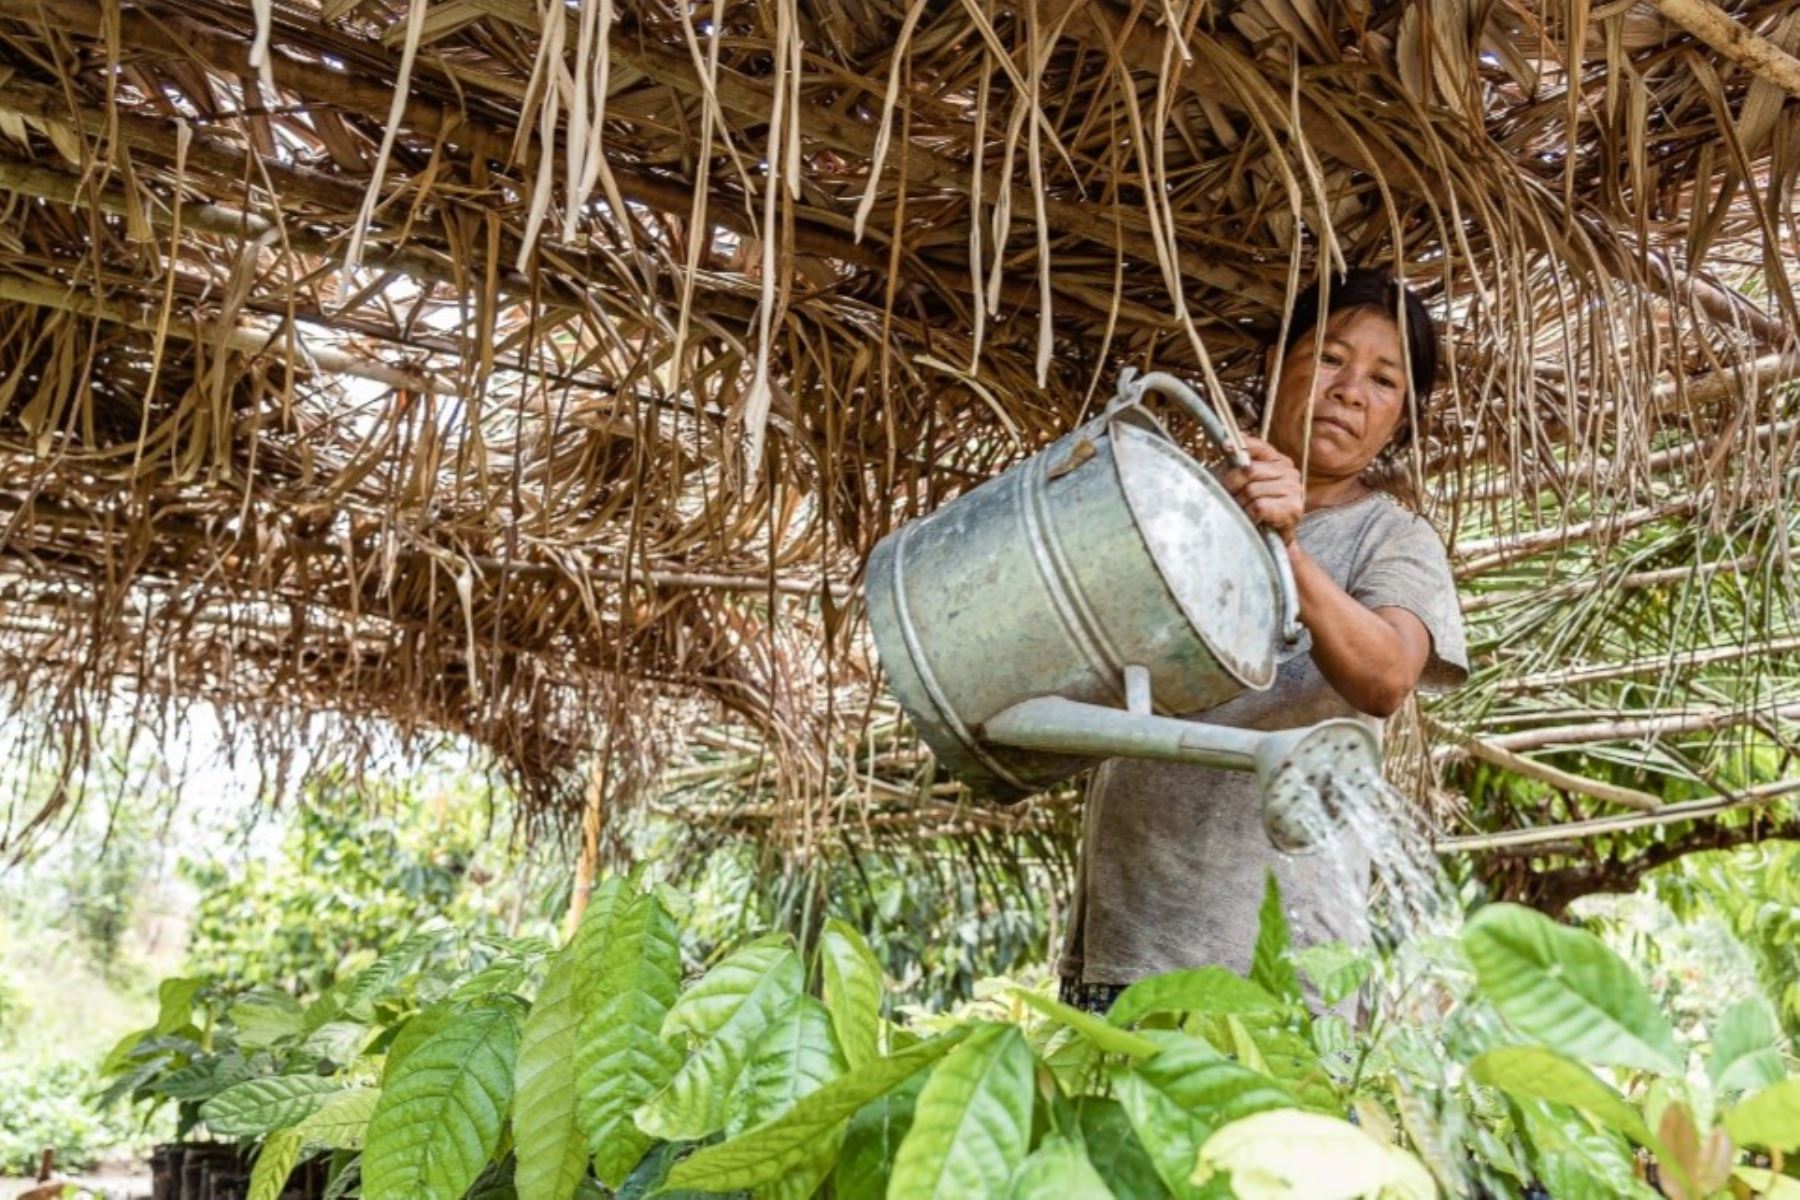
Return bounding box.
[865,369,1381,852]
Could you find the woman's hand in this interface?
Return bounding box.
[1222,437,1305,544]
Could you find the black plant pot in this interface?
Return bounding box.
[201,1167,249,1200]
[172,1142,244,1200]
[149,1143,184,1200]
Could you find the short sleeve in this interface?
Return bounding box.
[1349,512,1469,692]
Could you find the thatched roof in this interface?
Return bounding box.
[0,0,1795,854]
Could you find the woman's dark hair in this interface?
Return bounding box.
[1276,268,1439,449]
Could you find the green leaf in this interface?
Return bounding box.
[1513,1098,1659,1200]
[1734,1166,1800,1198]
[1192,1110,1436,1200]
[1468,1046,1656,1148]
[820,918,884,1069]
[513,947,589,1200]
[151,1054,252,1101]
[888,1023,1036,1200]
[343,929,444,1017]
[664,1029,968,1192]
[383,1005,458,1083]
[303,986,344,1034]
[302,1021,371,1065]
[729,996,847,1200]
[1723,1077,1800,1151]
[363,1004,520,1200]
[201,1076,346,1137]
[833,1072,924,1200]
[231,992,308,1049]
[1039,1024,1105,1097]
[1250,872,1302,1005]
[730,996,846,1134]
[156,977,204,1035]
[1007,1133,1114,1199]
[1462,903,1682,1074]
[635,934,802,1142]
[449,958,532,1003]
[1075,1097,1165,1200]
[99,1028,147,1076]
[249,1129,304,1200]
[1107,968,1279,1028]
[1113,1030,1297,1200]
[574,886,684,1184]
[292,1087,380,1150]
[1012,989,1160,1057]
[1293,943,1374,1009]
[1225,1017,1337,1113]
[1709,997,1785,1095]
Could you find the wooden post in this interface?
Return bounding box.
[561,755,607,942]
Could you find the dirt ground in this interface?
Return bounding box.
[0,1164,150,1199]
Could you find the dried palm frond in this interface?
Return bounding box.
[0,0,1793,871]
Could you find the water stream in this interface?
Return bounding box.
[1276,762,1520,1199]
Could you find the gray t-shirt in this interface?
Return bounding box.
[1059,490,1469,985]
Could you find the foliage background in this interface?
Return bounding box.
[2,726,1794,1178]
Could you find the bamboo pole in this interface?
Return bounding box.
[1497,633,1800,693]
[1452,496,1703,578]
[1436,776,1800,853]
[1462,555,1759,613]
[0,156,499,298]
[1650,351,1800,414]
[0,491,840,597]
[1640,251,1793,351]
[1651,0,1800,99]
[1438,418,1797,506]
[1425,718,1663,811]
[561,756,606,942]
[1472,700,1800,754]
[0,77,368,214]
[0,0,515,162]
[0,276,457,394]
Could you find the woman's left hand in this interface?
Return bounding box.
[1223,437,1305,544]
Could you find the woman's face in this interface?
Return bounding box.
[1265,307,1409,482]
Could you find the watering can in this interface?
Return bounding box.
[865,369,1382,852]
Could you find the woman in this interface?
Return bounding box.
[1057,269,1469,1015]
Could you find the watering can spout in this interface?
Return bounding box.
[981,696,1380,853]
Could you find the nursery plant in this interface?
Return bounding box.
[99,873,1799,1199]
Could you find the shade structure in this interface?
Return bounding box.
[0,0,1794,852]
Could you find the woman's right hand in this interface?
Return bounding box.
[1222,437,1305,543]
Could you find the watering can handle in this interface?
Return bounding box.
[1109,368,1305,647]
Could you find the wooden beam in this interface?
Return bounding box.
[1475,700,1800,754]
[1452,495,1703,578]
[1461,555,1759,613]
[0,0,514,162]
[1426,718,1663,811]
[1652,0,1800,99]
[1497,633,1800,693]
[0,275,457,393]
[1652,350,1800,413]
[0,76,368,215]
[0,491,841,597]
[1438,417,1797,506]
[1437,775,1800,852]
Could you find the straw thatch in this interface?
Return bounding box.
[0,0,1795,872]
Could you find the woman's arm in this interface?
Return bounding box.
[1286,548,1431,718]
[1224,437,1432,718]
